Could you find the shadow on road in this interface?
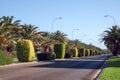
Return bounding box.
[31,55,107,69]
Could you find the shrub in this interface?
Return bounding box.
[88,49,90,56]
[93,50,95,55]
[85,49,90,56]
[95,50,98,55]
[16,39,35,62]
[0,50,14,65]
[37,53,56,61]
[70,48,78,57]
[98,51,101,55]
[12,51,17,58]
[90,49,93,56]
[98,51,100,55]
[78,48,85,57]
[54,43,66,59]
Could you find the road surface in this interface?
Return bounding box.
[0,54,109,80]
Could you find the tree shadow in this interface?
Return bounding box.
[105,61,120,67]
[31,57,106,69]
[104,55,120,68]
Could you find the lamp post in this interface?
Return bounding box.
[52,17,62,32]
[72,29,79,40]
[104,15,116,26]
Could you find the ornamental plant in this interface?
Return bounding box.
[85,49,90,56]
[95,50,98,55]
[78,48,85,57]
[16,39,35,62]
[54,43,66,59]
[70,48,78,57]
[90,49,93,56]
[0,50,14,65]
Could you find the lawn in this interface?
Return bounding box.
[99,56,120,80]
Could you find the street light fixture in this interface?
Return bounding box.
[72,29,79,40]
[52,17,62,32]
[104,15,116,26]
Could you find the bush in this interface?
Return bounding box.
[0,50,14,65]
[78,48,85,57]
[70,48,78,57]
[85,49,90,56]
[37,53,56,61]
[90,49,93,56]
[16,39,35,62]
[93,50,95,55]
[95,50,98,55]
[54,43,66,59]
[13,51,17,58]
[88,49,90,56]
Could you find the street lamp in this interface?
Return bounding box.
[104,15,116,26]
[72,29,79,40]
[52,17,62,32]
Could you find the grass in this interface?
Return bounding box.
[99,56,120,80]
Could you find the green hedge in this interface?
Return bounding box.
[95,50,98,55]
[54,43,66,59]
[70,48,78,57]
[78,48,85,57]
[85,49,90,56]
[90,49,93,56]
[93,50,95,55]
[37,53,56,61]
[98,51,101,55]
[0,50,14,65]
[16,39,35,62]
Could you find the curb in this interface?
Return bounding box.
[93,59,108,80]
[0,60,38,68]
[92,55,110,80]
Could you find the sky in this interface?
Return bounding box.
[0,0,120,49]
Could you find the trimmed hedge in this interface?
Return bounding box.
[37,53,56,61]
[78,48,85,57]
[70,48,78,57]
[95,50,98,55]
[98,51,101,55]
[90,49,93,56]
[88,49,90,56]
[16,39,35,62]
[54,43,66,59]
[93,50,95,55]
[0,50,14,65]
[85,49,90,56]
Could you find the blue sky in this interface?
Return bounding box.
[0,0,120,49]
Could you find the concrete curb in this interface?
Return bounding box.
[93,59,108,80]
[0,61,38,67]
[92,55,110,80]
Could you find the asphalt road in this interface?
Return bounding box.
[0,54,110,80]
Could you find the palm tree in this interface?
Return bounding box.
[101,26,120,56]
[38,32,53,53]
[51,30,68,44]
[0,16,20,49]
[18,24,44,46]
[39,30,68,53]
